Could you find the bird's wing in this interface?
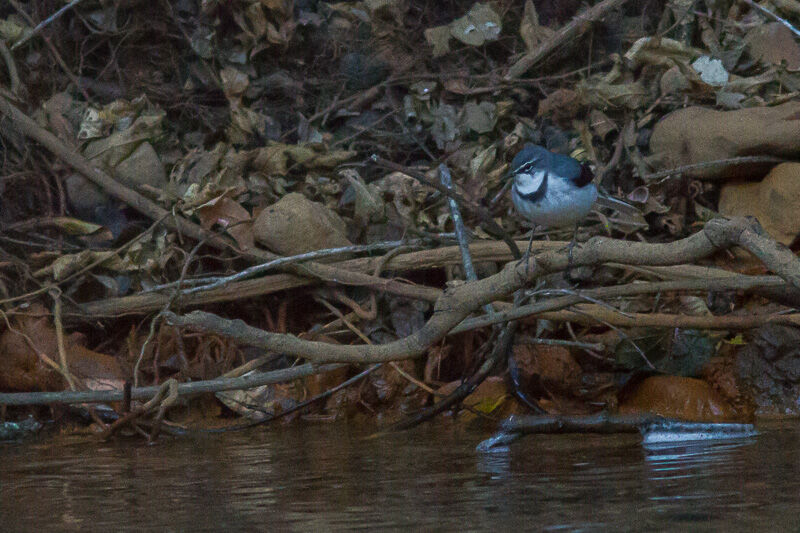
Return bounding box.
[570,164,595,188]
[548,152,593,188]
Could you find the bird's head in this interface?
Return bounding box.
[508,144,551,178]
[504,144,552,191]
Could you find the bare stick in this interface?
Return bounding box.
[0,363,344,406]
[159,217,800,365]
[643,155,787,183]
[450,275,792,333]
[3,219,798,407]
[372,155,521,258]
[516,335,604,351]
[49,289,77,391]
[11,0,86,50]
[7,1,90,101]
[534,307,800,329]
[505,0,630,79]
[439,164,479,283]
[148,240,421,296]
[0,40,21,95]
[741,0,800,37]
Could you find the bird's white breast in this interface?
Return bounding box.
[512,174,598,227]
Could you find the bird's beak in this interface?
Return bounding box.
[502,164,516,183]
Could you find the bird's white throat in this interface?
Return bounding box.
[512,172,598,228]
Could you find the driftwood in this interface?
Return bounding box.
[1,216,798,408]
[0,363,343,406]
[476,413,759,450]
[162,216,800,364]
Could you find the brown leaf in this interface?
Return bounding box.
[195,196,254,251]
[519,0,554,52]
[537,88,581,126]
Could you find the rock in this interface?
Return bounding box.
[253,192,352,256]
[114,142,167,191]
[719,163,800,245]
[746,22,800,70]
[66,141,166,231]
[64,173,108,218]
[512,343,582,392]
[618,375,739,422]
[648,102,800,179]
[736,324,800,416]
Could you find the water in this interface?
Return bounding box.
[1,421,798,532]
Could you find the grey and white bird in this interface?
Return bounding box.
[507,143,638,266]
[509,143,598,229]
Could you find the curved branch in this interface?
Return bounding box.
[164,217,800,364]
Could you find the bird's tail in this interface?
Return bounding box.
[594,193,638,215]
[593,193,648,231]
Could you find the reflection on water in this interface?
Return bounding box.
[0,422,798,532]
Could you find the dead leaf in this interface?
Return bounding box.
[519,0,553,52]
[448,3,502,47]
[747,22,800,70]
[462,101,497,133]
[195,196,254,251]
[537,88,581,125]
[588,109,617,140]
[424,25,451,57]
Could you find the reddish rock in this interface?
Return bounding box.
[618,375,740,422]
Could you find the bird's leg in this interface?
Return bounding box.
[564,223,579,282]
[517,227,537,279]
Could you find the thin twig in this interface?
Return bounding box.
[450,275,790,334]
[643,155,786,183]
[440,164,478,282]
[146,240,420,295]
[0,40,21,95]
[134,238,206,387]
[7,0,90,101]
[372,155,521,259]
[0,216,167,307]
[741,0,800,37]
[160,217,800,365]
[0,362,345,406]
[11,0,86,50]
[0,96,434,306]
[49,288,77,391]
[515,335,604,351]
[505,0,630,79]
[316,295,436,394]
[204,364,383,432]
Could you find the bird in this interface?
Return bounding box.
[509,143,598,231]
[508,143,628,273]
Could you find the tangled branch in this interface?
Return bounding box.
[164,216,800,364]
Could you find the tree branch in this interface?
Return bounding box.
[162,217,800,364]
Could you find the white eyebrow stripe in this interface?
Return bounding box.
[512,159,542,175]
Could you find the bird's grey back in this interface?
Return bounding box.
[512,143,582,178]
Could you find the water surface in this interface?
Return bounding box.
[1,421,798,531]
